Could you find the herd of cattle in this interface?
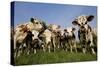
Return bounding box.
[11,15,97,57]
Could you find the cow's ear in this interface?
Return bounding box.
[72,20,78,25]
[64,29,67,32]
[48,24,52,30]
[72,27,76,31]
[87,15,94,22]
[30,18,35,23]
[58,25,60,28]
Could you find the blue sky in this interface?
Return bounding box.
[14,1,97,28]
[13,1,97,40]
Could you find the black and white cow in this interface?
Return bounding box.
[31,30,42,54]
[24,30,42,54]
[72,15,96,54]
[64,27,77,53]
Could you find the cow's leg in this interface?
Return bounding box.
[65,42,68,52]
[14,37,16,50]
[61,41,64,49]
[25,42,29,55]
[83,48,86,54]
[15,49,20,58]
[52,38,56,52]
[14,45,17,58]
[14,48,18,58]
[81,41,86,54]
[16,43,22,57]
[33,42,38,54]
[82,46,86,54]
[42,44,46,52]
[82,44,86,54]
[70,45,73,53]
[27,50,30,55]
[60,42,63,49]
[73,42,77,53]
[17,44,22,57]
[69,41,73,53]
[48,42,51,53]
[27,43,31,55]
[20,43,25,54]
[32,46,37,54]
[14,40,18,58]
[57,38,60,49]
[90,42,95,54]
[56,37,59,49]
[91,48,95,54]
[26,44,29,55]
[75,46,77,53]
[48,45,51,53]
[57,42,60,49]
[17,49,21,57]
[34,49,36,54]
[22,43,26,54]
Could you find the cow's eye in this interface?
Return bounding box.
[36,22,38,24]
[66,32,69,33]
[78,23,81,26]
[85,22,87,24]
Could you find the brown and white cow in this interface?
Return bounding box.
[72,15,96,54]
[14,24,28,57]
[26,18,46,32]
[48,24,61,51]
[39,29,52,53]
[63,27,77,53]
[14,18,46,57]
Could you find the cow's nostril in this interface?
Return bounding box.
[81,26,84,28]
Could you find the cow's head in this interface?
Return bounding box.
[72,15,94,26]
[64,27,76,37]
[43,29,51,36]
[48,24,60,33]
[30,18,46,32]
[72,15,94,31]
[60,30,64,36]
[31,30,39,40]
[59,30,65,39]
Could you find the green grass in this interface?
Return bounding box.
[15,50,97,65]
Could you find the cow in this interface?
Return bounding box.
[14,24,28,57]
[24,31,33,55]
[63,27,77,53]
[14,18,47,57]
[40,29,52,53]
[59,29,66,50]
[31,30,41,54]
[26,18,47,32]
[24,30,41,54]
[72,15,96,54]
[48,24,61,51]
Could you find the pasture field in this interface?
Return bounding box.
[15,49,97,65]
